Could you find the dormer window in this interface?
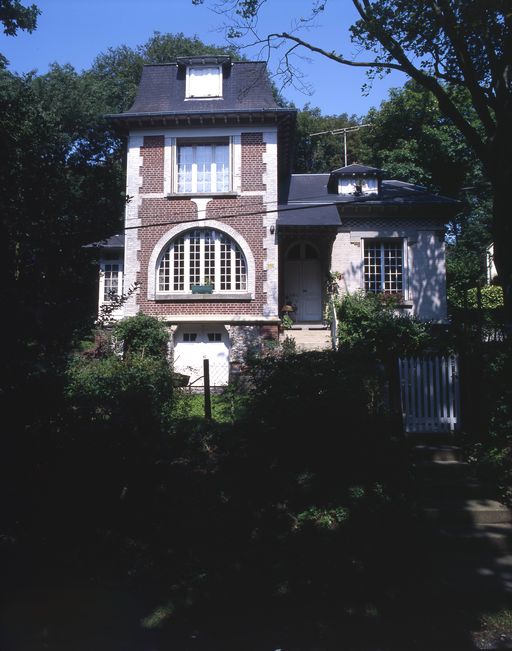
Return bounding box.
[338,175,378,196]
[186,65,222,99]
[328,164,384,197]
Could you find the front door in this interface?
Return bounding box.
[284,242,322,322]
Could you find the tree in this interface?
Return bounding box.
[88,31,241,113]
[293,104,363,173]
[0,0,39,67]
[194,0,512,318]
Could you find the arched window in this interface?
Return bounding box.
[157,229,247,293]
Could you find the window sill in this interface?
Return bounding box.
[166,192,238,200]
[155,292,252,302]
[396,301,413,309]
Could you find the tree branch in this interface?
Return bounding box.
[350,0,488,164]
[430,0,495,136]
[268,31,404,71]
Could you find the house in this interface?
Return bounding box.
[91,56,459,385]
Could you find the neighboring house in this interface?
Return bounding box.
[89,55,459,385]
[486,242,498,285]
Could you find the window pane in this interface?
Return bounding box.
[214,144,229,192]
[158,251,170,292]
[173,236,185,291]
[364,241,403,294]
[103,263,120,301]
[158,229,246,293]
[196,146,212,193]
[177,142,229,194]
[178,146,193,193]
[204,230,215,288]
[188,66,221,97]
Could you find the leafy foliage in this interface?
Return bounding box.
[66,352,174,428]
[88,31,241,113]
[113,313,169,359]
[336,292,429,360]
[360,81,482,197]
[293,104,363,173]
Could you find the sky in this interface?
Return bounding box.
[1,0,408,117]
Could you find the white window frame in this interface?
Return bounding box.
[363,239,407,297]
[99,258,123,304]
[157,229,248,295]
[186,65,222,99]
[175,139,231,194]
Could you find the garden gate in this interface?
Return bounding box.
[398,355,460,433]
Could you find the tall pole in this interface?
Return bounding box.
[203,357,211,422]
[309,124,372,167]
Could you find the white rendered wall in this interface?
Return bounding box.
[331,218,447,322]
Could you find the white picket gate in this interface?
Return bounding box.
[398,355,460,433]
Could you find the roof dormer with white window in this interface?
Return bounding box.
[177,55,231,100]
[328,163,385,197]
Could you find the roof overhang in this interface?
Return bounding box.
[106,108,296,129]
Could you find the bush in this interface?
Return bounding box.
[113,313,169,359]
[336,292,429,360]
[65,352,174,432]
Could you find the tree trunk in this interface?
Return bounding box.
[491,177,512,323]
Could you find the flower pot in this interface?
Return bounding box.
[173,372,190,387]
[191,285,213,294]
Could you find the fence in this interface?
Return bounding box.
[398,355,461,433]
[182,361,230,390]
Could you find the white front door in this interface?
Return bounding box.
[174,325,230,386]
[284,242,322,322]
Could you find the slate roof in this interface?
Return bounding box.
[110,59,282,117]
[277,173,461,227]
[330,163,386,177]
[83,234,124,249]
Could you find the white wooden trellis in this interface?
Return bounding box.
[398,355,460,433]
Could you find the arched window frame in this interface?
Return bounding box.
[147,221,255,300]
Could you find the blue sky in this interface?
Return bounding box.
[1,0,408,117]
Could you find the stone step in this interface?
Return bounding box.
[416,476,494,500]
[423,498,512,525]
[412,443,466,463]
[428,523,512,555]
[283,327,332,351]
[413,459,476,482]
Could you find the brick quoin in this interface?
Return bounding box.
[140,135,164,193]
[241,133,267,192]
[136,196,266,316]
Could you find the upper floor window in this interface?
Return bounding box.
[364,240,403,294]
[158,229,247,293]
[177,141,230,193]
[186,65,222,98]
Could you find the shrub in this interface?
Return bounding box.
[113,313,169,359]
[336,292,429,360]
[65,352,174,432]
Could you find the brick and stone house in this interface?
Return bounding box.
[91,55,459,385]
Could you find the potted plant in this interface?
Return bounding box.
[191,277,214,294]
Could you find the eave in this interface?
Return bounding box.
[106,108,296,130]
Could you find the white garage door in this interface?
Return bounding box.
[173,325,230,387]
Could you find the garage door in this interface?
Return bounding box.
[173,325,230,387]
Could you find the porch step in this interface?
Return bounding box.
[283,326,333,351]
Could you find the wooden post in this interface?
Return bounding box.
[203,357,212,422]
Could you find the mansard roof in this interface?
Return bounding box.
[108,59,286,119]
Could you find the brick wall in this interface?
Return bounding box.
[241,132,266,191]
[136,196,266,317]
[140,136,164,193]
[124,128,278,324]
